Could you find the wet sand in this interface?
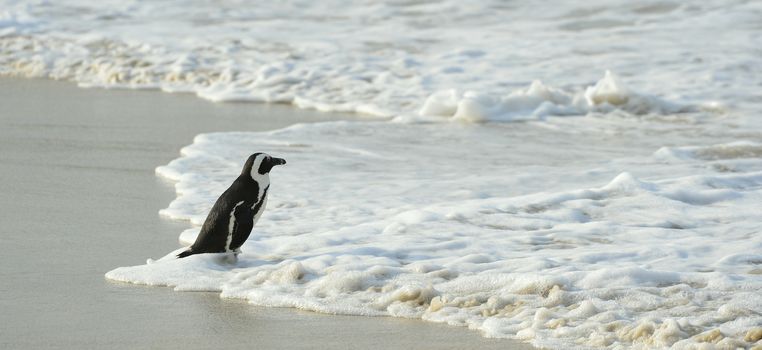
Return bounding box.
[0,78,533,349]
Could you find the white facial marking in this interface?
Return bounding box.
[250,153,270,180]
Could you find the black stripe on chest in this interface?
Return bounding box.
[251,185,269,215]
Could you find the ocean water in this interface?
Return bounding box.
[3,1,761,349]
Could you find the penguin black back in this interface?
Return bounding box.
[177,153,286,258]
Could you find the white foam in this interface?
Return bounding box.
[3,1,760,122]
[107,121,762,349]
[417,71,691,122]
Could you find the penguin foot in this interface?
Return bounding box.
[217,252,238,265]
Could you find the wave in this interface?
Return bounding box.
[4,1,755,122]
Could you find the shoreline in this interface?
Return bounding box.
[0,77,533,349]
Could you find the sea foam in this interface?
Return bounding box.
[107,122,762,349]
[417,71,691,122]
[3,1,760,122]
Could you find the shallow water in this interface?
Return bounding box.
[3,1,762,349]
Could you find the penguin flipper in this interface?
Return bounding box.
[176,249,195,259]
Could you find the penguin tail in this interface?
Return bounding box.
[176,249,195,259]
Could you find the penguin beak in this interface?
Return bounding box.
[272,157,286,166]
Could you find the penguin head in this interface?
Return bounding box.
[243,153,286,179]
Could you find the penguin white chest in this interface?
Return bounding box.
[248,182,270,232]
[251,195,268,227]
[247,175,270,237]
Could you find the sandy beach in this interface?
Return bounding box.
[0,78,532,349]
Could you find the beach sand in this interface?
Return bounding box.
[0,78,533,349]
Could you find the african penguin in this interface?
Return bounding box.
[177,153,286,258]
